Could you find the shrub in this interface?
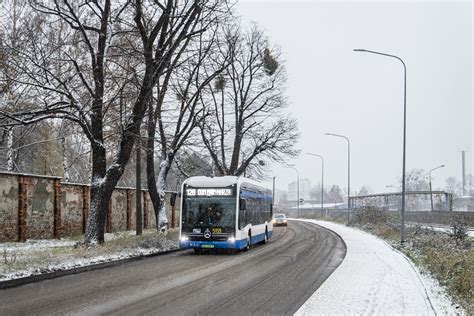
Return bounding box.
[450,220,468,245]
[352,206,388,225]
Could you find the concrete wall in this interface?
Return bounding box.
[0,174,18,241]
[0,172,180,242]
[111,188,129,232]
[61,184,85,237]
[25,177,55,239]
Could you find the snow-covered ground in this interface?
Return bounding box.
[0,231,179,282]
[407,223,474,237]
[295,219,461,315]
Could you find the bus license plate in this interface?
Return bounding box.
[202,244,214,249]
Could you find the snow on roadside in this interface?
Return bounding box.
[407,223,474,237]
[1,239,77,252]
[294,219,461,315]
[0,233,179,282]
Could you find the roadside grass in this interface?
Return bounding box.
[0,229,179,280]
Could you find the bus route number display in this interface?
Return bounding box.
[186,188,232,196]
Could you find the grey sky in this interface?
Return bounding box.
[237,0,473,194]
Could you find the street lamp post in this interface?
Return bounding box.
[429,164,445,212]
[306,153,325,217]
[354,48,407,243]
[285,166,300,217]
[325,133,350,224]
[272,176,276,208]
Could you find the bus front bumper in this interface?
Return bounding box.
[180,239,247,250]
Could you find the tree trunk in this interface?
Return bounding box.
[6,127,14,172]
[85,141,107,243]
[156,159,171,229]
[136,139,142,236]
[61,134,70,182]
[146,107,171,231]
[229,130,242,175]
[146,106,162,230]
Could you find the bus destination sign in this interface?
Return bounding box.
[186,188,232,196]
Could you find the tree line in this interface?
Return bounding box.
[0,0,299,244]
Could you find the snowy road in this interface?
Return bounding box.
[295,219,459,315]
[0,221,345,315]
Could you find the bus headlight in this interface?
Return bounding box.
[180,236,189,242]
[228,237,236,243]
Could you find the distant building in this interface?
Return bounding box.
[288,178,311,201]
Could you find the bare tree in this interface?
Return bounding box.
[1,0,225,243]
[198,24,299,178]
[445,177,462,196]
[145,19,231,230]
[0,0,35,172]
[403,169,430,191]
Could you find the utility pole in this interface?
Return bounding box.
[325,133,351,225]
[272,176,276,207]
[461,150,466,196]
[429,164,445,212]
[354,48,407,243]
[306,153,324,217]
[136,139,142,236]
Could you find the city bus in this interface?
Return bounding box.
[179,176,273,252]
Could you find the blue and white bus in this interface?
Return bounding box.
[179,176,273,252]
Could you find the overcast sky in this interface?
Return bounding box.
[237,0,473,194]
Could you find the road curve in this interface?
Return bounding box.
[0,220,346,315]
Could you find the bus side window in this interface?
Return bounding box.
[239,207,245,228]
[245,200,251,224]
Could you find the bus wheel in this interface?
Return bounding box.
[245,233,251,251]
[193,248,203,254]
[262,228,268,244]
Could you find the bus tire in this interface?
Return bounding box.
[193,248,203,254]
[262,228,268,244]
[245,232,252,251]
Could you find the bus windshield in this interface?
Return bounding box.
[182,197,236,230]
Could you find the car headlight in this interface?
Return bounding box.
[228,237,236,243]
[180,236,189,242]
[272,219,276,223]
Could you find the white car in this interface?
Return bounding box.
[272,213,288,226]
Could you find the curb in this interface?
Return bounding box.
[0,248,182,290]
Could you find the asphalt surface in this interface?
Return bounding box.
[0,220,346,315]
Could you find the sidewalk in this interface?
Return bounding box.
[295,219,460,315]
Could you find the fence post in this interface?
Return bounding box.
[53,177,62,239]
[126,190,132,230]
[18,175,28,242]
[82,186,89,234]
[447,193,453,211]
[106,199,113,233]
[170,192,177,229]
[143,191,148,229]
